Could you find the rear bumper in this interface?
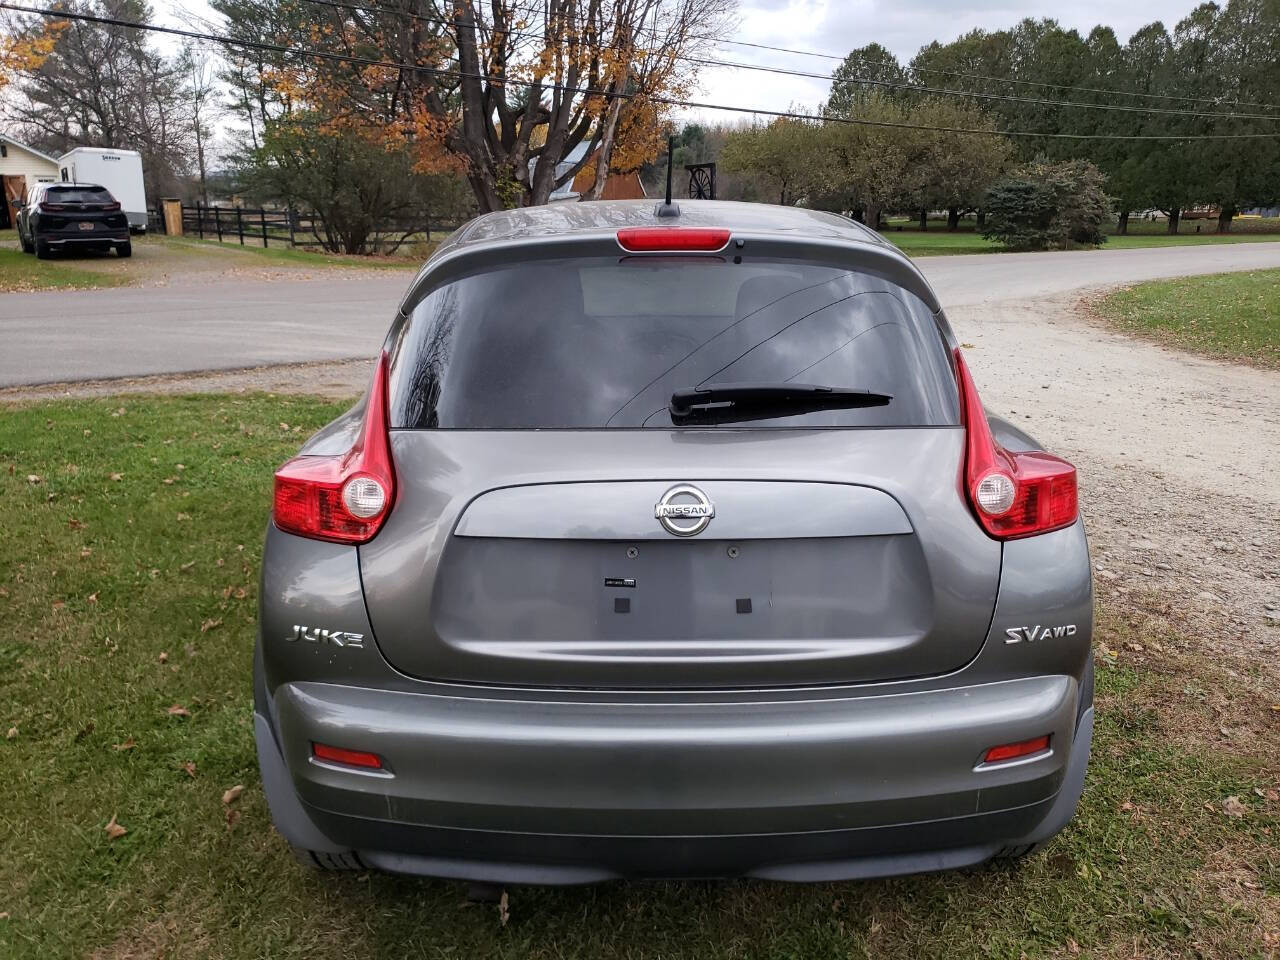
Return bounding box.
[256,671,1092,882]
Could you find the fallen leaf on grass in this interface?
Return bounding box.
[158,651,169,663]
[181,761,196,778]
[176,512,191,521]
[109,473,123,482]
[498,890,509,927]
[179,560,197,572]
[200,618,222,633]
[87,592,98,604]
[67,518,85,530]
[1222,795,1248,818]
[26,474,41,484]
[225,808,241,831]
[166,704,190,718]
[112,737,136,751]
[105,815,127,840]
[79,548,92,558]
[222,784,244,805]
[6,727,17,740]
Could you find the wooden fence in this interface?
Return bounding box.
[148,202,467,251]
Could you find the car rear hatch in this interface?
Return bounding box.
[358,240,1000,689]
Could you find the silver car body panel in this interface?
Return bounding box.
[256,199,1093,882]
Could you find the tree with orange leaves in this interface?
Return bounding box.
[215,0,734,211]
[0,18,62,95]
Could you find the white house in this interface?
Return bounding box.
[1,134,60,230]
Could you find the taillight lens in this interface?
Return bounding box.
[983,735,1051,764]
[616,227,731,252]
[40,202,68,212]
[273,353,396,544]
[955,349,1077,540]
[101,201,121,211]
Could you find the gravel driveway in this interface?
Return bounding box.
[956,293,1278,678]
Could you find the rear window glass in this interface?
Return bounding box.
[388,257,959,429]
[46,187,113,203]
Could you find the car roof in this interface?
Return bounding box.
[446,199,892,252]
[405,199,941,316]
[46,182,108,189]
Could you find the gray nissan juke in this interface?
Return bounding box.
[255,198,1093,883]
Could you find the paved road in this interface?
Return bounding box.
[4,242,1280,386]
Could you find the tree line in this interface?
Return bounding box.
[715,1,1280,237]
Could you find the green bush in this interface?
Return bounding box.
[982,159,1110,250]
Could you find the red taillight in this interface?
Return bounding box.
[983,735,1051,764]
[273,352,396,544]
[312,742,383,769]
[40,202,68,212]
[101,201,121,211]
[954,349,1077,540]
[616,227,731,252]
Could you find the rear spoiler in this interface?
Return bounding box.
[397,232,941,318]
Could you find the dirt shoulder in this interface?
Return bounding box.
[0,357,375,406]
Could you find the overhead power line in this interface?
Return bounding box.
[282,0,1280,121]
[7,2,1280,141]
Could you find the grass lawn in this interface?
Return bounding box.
[1094,268,1280,368]
[163,235,427,269]
[0,247,131,293]
[1,395,1278,959]
[883,215,1280,257]
[0,233,425,293]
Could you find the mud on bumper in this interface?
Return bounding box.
[255,669,1094,884]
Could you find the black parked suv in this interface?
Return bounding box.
[17,182,132,259]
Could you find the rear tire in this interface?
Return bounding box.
[20,231,34,254]
[289,843,364,871]
[35,239,52,260]
[115,240,132,258]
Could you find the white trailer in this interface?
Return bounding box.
[58,147,148,233]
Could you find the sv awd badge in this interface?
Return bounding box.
[1005,624,1077,644]
[288,624,365,648]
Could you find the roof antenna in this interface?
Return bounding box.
[655,133,680,218]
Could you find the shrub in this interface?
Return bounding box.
[982,159,1110,250]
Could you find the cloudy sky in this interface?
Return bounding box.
[684,0,1205,123]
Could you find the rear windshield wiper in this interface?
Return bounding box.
[668,382,892,425]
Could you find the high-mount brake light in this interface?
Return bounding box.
[616,227,731,252]
[955,348,1078,540]
[272,352,396,544]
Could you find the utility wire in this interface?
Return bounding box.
[8,2,1280,141]
[283,0,1280,120]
